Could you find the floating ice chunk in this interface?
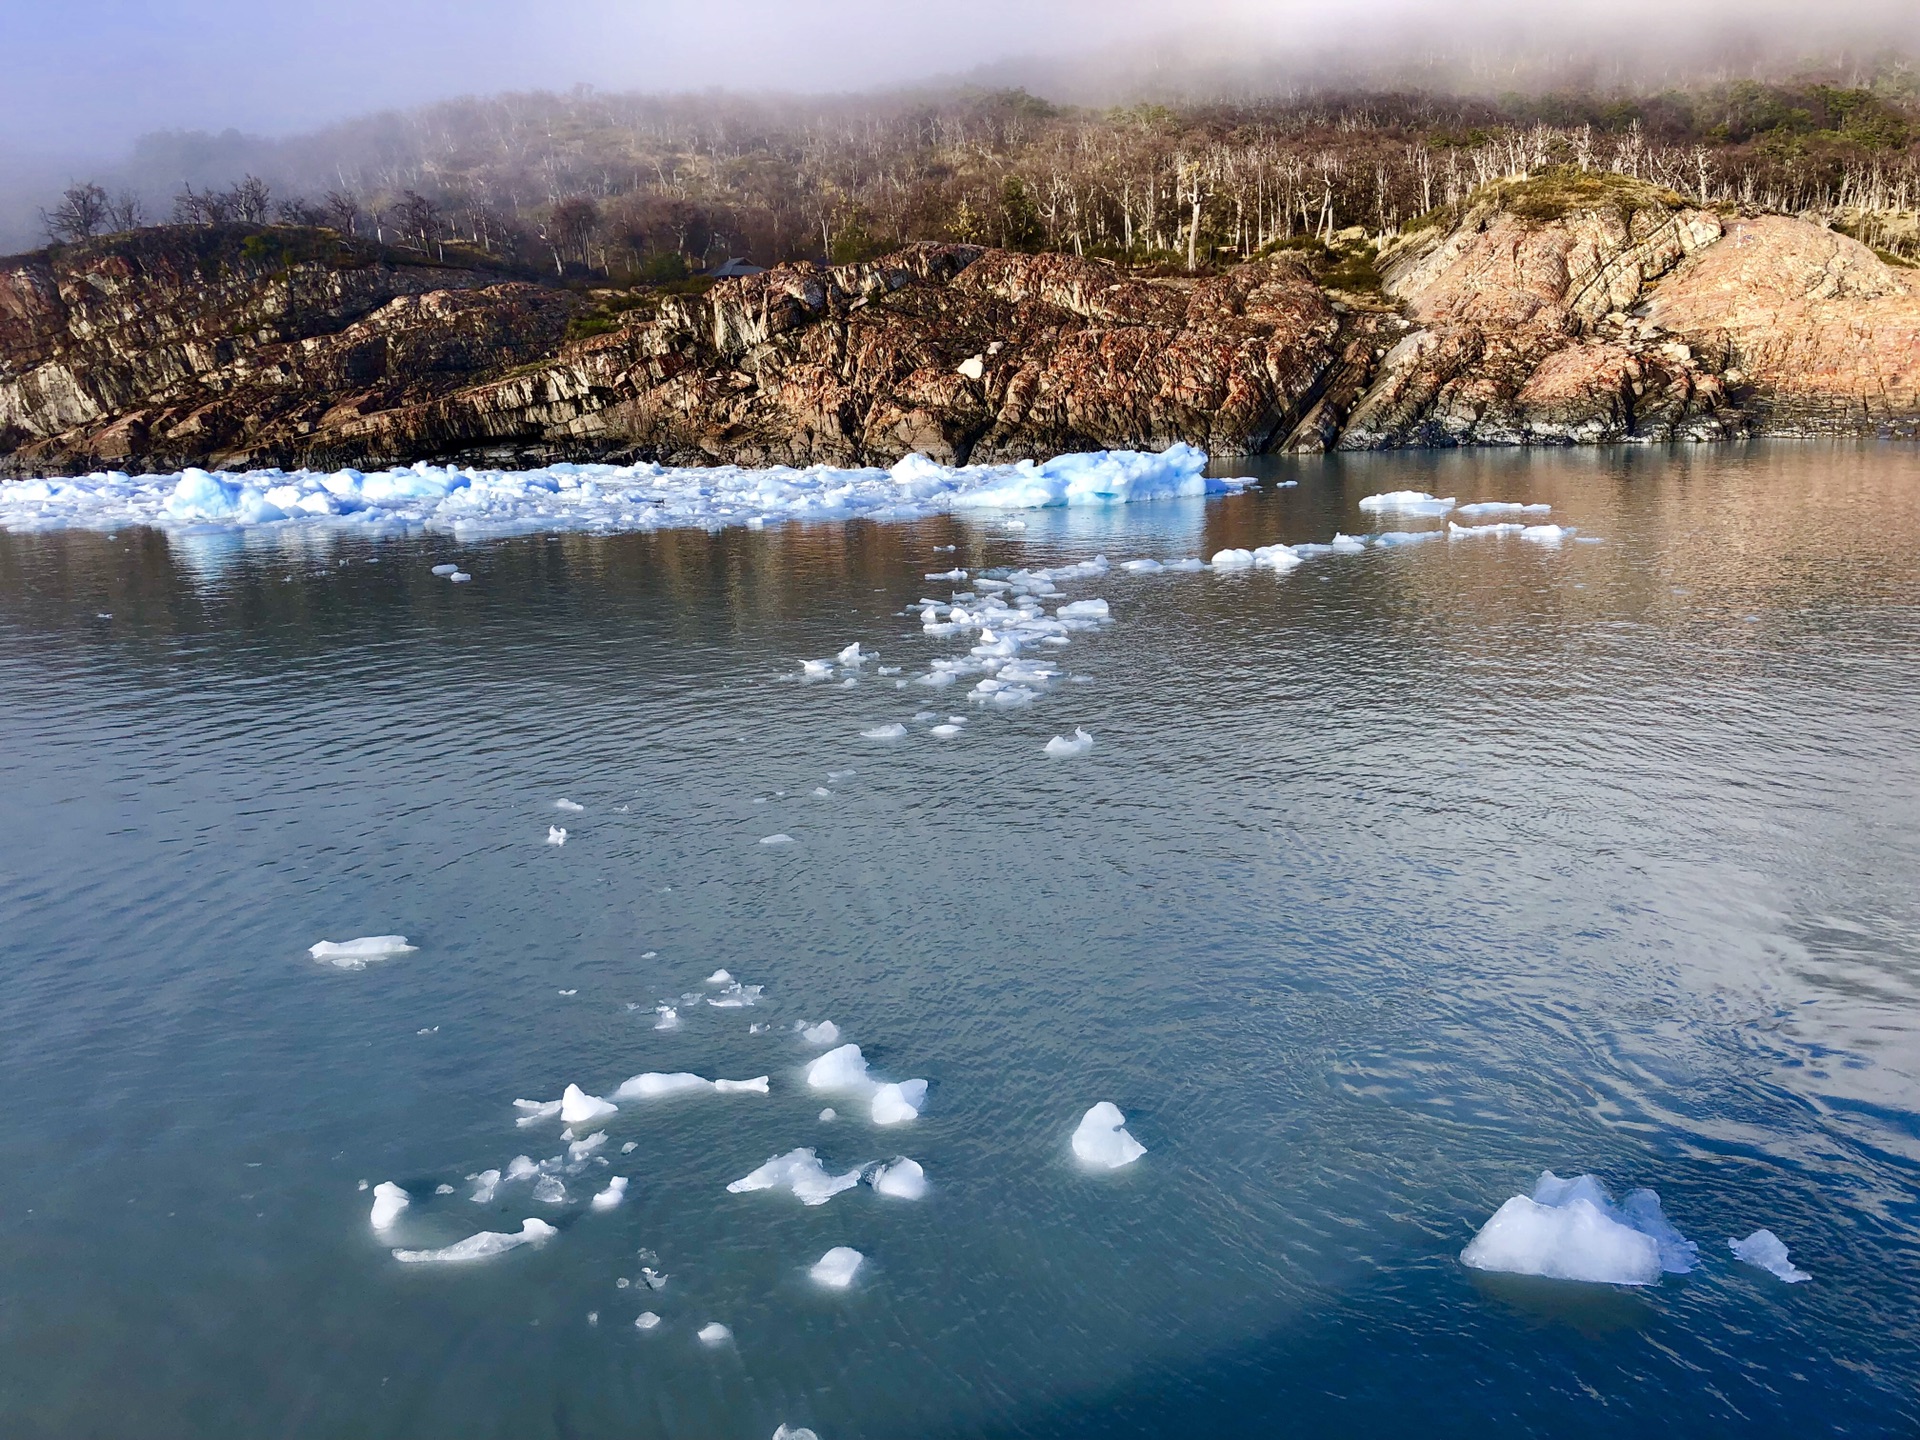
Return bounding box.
[1448,520,1524,538]
[818,1108,836,1121]
[861,723,907,740]
[1122,558,1164,573]
[715,1076,770,1094]
[1072,1102,1146,1169]
[620,1141,637,1153]
[773,1426,819,1440]
[1168,557,1206,570]
[697,1322,733,1345]
[1460,1172,1694,1285]
[1210,548,1254,569]
[837,642,870,666]
[392,1217,557,1264]
[806,1044,871,1092]
[1729,1229,1810,1283]
[877,665,901,675]
[591,1177,629,1211]
[309,935,416,968]
[547,826,568,845]
[1373,529,1443,546]
[435,1183,455,1195]
[533,1175,567,1204]
[504,1155,540,1182]
[1358,490,1455,515]
[1329,532,1366,552]
[801,1020,842,1047]
[569,1132,608,1162]
[560,1084,618,1127]
[469,1169,502,1203]
[1521,524,1572,544]
[634,1311,661,1330]
[929,723,964,738]
[513,1098,563,1126]
[760,833,796,846]
[431,563,459,576]
[654,1005,680,1030]
[1044,727,1095,758]
[706,969,733,985]
[926,568,968,581]
[708,981,764,1007]
[613,1072,766,1099]
[870,1157,928,1199]
[871,1079,927,1125]
[370,1182,410,1230]
[810,1246,865,1289]
[554,799,585,814]
[1056,598,1110,620]
[1456,501,1551,517]
[801,659,834,678]
[727,1148,862,1205]
[449,572,472,583]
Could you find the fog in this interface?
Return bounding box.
[3,0,1918,251]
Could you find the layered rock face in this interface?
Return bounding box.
[2,189,1917,479]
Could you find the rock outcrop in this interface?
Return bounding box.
[3,182,1918,480]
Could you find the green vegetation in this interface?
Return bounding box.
[1490,169,1688,225]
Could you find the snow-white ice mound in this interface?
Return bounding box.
[1729,1229,1810,1283]
[591,1176,629,1211]
[799,1020,841,1047]
[1,445,1236,539]
[1072,1102,1146,1169]
[369,1182,410,1230]
[810,1246,865,1289]
[697,1322,733,1345]
[309,935,415,967]
[805,1044,927,1123]
[727,1148,862,1205]
[1044,727,1094,758]
[1358,490,1455,516]
[1460,1171,1696,1285]
[392,1217,556,1264]
[869,1157,927,1199]
[612,1072,768,1100]
[560,1084,618,1126]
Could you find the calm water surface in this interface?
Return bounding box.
[1,443,1917,1438]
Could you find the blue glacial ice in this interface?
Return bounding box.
[1729,1229,1811,1282]
[1460,1171,1697,1285]
[726,1148,863,1205]
[1072,1102,1146,1170]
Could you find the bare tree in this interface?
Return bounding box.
[229,175,273,223]
[104,191,144,232]
[42,183,110,243]
[321,190,362,237]
[549,195,600,271]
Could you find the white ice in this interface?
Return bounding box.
[1729,1229,1811,1282]
[807,1044,872,1091]
[1448,521,1525,538]
[431,563,458,575]
[554,798,585,812]
[1056,598,1110,620]
[727,1148,862,1205]
[760,833,796,845]
[869,1157,928,1199]
[800,1020,842,1047]
[369,1182,410,1230]
[469,1169,502,1202]
[871,1079,927,1125]
[560,1084,618,1126]
[837,642,870,666]
[308,935,416,967]
[613,1072,768,1099]
[801,659,833,678]
[1521,524,1572,544]
[706,969,733,985]
[547,826,568,845]
[1460,1171,1696,1285]
[392,1217,557,1264]
[513,1098,563,1126]
[1045,728,1095,758]
[810,1246,865,1289]
[773,1426,820,1440]
[819,1108,836,1121]
[697,1322,733,1345]
[654,1005,680,1030]
[1456,501,1551,516]
[707,981,763,1008]
[930,723,963,738]
[861,723,907,740]
[1121,558,1164,573]
[1072,1101,1147,1169]
[591,1176,629,1211]
[634,1311,661,1330]
[1358,490,1456,515]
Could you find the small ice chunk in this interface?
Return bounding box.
[1122,558,1164,573]
[392,1217,557,1264]
[877,665,901,675]
[449,572,471,583]
[431,563,459,576]
[1460,1172,1694,1285]
[1056,598,1110,620]
[1729,1229,1811,1283]
[1044,727,1094,758]
[837,642,870,666]
[929,723,963,738]
[533,1175,567,1204]
[818,1108,836,1121]
[773,1426,819,1440]
[697,1322,733,1345]
[1521,524,1571,544]
[801,1020,841,1047]
[760,833,796,845]
[634,1311,661,1330]
[1358,490,1455,515]
[861,723,907,740]
[620,1141,637,1154]
[926,568,968,580]
[369,1182,410,1230]
[1210,548,1254,568]
[470,1169,501,1203]
[653,1005,680,1030]
[810,1246,865,1289]
[871,1079,927,1125]
[1329,532,1366,552]
[560,1083,618,1126]
[557,989,577,996]
[714,1076,770,1094]
[569,1132,608,1162]
[870,1157,927,1199]
[591,1176,629,1211]
[547,826,568,846]
[555,798,585,812]
[513,1098,563,1126]
[706,969,733,985]
[1072,1102,1146,1169]
[806,1043,871,1092]
[309,935,416,968]
[811,786,830,796]
[727,1148,862,1205]
[1456,501,1551,517]
[434,1183,455,1195]
[801,659,834,678]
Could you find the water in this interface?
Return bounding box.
[2,442,1917,1438]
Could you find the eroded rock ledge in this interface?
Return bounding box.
[3,178,1917,479]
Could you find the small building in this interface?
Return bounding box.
[707,258,765,279]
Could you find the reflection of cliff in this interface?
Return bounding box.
[3,180,1918,480]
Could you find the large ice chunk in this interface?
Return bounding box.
[869,1157,928,1199]
[806,1043,872,1092]
[861,723,907,740]
[1072,1101,1146,1169]
[800,1020,841,1047]
[871,1079,927,1125]
[369,1182,410,1230]
[560,1084,618,1126]
[726,1148,862,1205]
[309,935,416,967]
[1729,1229,1811,1282]
[591,1176,629,1211]
[1044,727,1095,758]
[697,1322,733,1345]
[392,1217,557,1263]
[1460,1171,1696,1285]
[1358,490,1455,515]
[810,1246,865,1289]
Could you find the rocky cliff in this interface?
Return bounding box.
[3,177,1917,479]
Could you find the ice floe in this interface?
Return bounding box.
[1358,490,1455,515]
[1521,524,1572,544]
[654,1005,680,1030]
[800,1020,842,1047]
[431,563,459,576]
[469,1169,502,1203]
[1072,1102,1146,1169]
[1460,1171,1696,1285]
[392,1217,557,1264]
[861,723,907,740]
[727,1148,862,1205]
[810,1246,865,1289]
[309,935,416,967]
[591,1177,629,1211]
[1729,1229,1810,1283]
[547,826,568,846]
[1457,501,1551,517]
[369,1182,410,1230]
[634,1311,661,1330]
[560,1084,618,1127]
[554,798,585,812]
[869,1157,928,1199]
[871,1080,928,1125]
[806,1043,928,1124]
[612,1072,769,1100]
[1044,727,1095,758]
[772,1426,819,1440]
[1373,529,1444,546]
[698,1322,733,1345]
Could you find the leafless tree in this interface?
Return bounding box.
[42,183,110,242]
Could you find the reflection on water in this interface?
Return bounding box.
[0,441,1917,1439]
